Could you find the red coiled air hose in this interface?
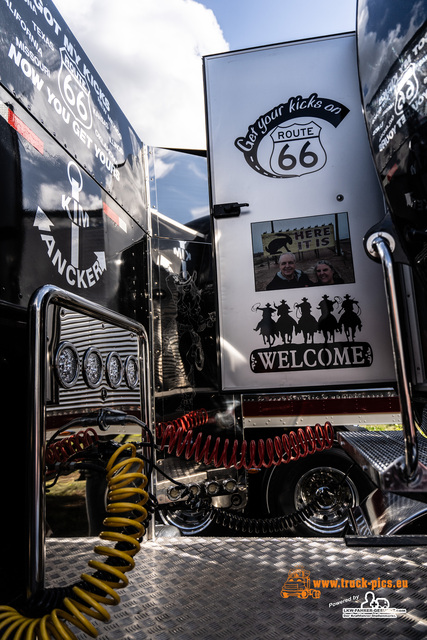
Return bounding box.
[46,427,99,465]
[155,409,208,437]
[156,411,334,470]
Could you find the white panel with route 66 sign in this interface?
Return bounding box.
[203,33,396,391]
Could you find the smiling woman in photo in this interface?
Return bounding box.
[314,259,344,285]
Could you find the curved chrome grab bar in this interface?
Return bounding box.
[369,234,418,481]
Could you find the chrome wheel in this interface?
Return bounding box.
[265,447,374,537]
[294,466,358,534]
[158,504,213,535]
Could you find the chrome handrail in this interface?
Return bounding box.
[369,234,418,481]
[27,284,150,599]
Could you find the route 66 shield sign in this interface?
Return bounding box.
[395,63,419,116]
[58,47,93,130]
[269,121,326,177]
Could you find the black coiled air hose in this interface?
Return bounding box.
[184,496,320,535]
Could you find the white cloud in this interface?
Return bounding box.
[54,0,229,149]
[187,159,208,181]
[358,1,425,103]
[152,156,176,181]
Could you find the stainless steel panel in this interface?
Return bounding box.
[204,34,395,391]
[46,308,141,426]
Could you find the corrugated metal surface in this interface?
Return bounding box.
[46,536,427,639]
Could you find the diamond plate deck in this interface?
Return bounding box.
[46,536,427,639]
[338,430,427,490]
[339,431,427,469]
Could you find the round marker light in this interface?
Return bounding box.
[106,351,123,389]
[167,486,183,501]
[55,342,80,388]
[125,355,139,389]
[205,480,220,496]
[83,347,104,389]
[223,478,238,493]
[188,483,203,497]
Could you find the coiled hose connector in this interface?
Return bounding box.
[0,442,148,639]
[157,417,334,469]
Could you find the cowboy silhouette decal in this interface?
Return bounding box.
[251,293,372,373]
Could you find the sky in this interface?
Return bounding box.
[51,0,358,223]
[53,0,357,151]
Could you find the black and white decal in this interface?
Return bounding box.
[235,94,349,178]
[34,160,106,289]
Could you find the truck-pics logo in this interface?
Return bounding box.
[281,564,321,599]
[34,160,106,289]
[235,93,349,178]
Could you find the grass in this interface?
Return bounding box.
[46,472,89,537]
[364,424,402,431]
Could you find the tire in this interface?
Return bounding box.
[265,447,374,536]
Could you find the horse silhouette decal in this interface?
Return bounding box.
[250,292,373,373]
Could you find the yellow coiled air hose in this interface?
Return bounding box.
[0,442,149,639]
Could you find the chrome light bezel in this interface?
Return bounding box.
[82,347,104,389]
[106,351,124,389]
[125,354,139,390]
[54,341,80,388]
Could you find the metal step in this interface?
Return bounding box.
[43,536,427,639]
[347,488,427,539]
[338,429,427,491]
